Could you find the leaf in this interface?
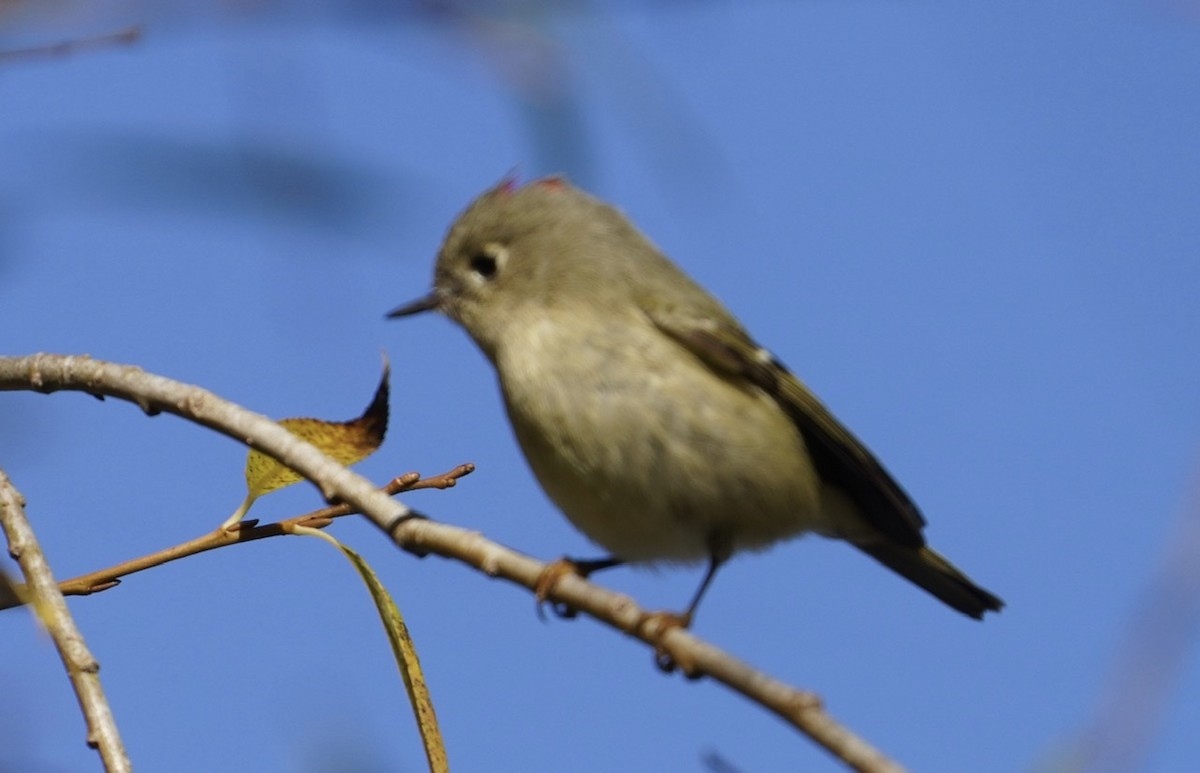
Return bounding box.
[0,568,25,609]
[294,526,448,773]
[1,568,54,628]
[244,359,390,502]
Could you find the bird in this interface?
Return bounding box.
[388,175,1003,628]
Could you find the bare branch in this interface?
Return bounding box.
[0,468,131,772]
[393,517,904,772]
[0,353,904,772]
[0,25,143,64]
[404,463,476,491]
[0,466,474,607]
[0,353,414,531]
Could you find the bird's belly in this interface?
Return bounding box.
[499,339,823,563]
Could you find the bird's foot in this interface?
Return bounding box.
[534,558,584,621]
[638,610,701,678]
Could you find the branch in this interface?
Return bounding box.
[395,518,904,771]
[0,354,904,772]
[0,25,142,64]
[0,465,474,608]
[0,468,132,772]
[0,354,414,529]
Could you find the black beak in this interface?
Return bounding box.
[386,292,440,319]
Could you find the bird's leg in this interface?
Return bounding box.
[643,541,730,676]
[681,552,724,624]
[535,556,623,620]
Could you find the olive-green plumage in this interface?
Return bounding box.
[390,176,1002,621]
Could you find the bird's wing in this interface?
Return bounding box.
[647,309,927,548]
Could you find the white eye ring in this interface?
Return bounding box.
[469,243,507,282]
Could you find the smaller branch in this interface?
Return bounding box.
[0,25,143,64]
[0,468,131,773]
[404,464,476,491]
[0,466,474,609]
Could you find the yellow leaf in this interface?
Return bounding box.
[1,569,54,628]
[1,568,25,609]
[295,526,448,773]
[244,360,390,501]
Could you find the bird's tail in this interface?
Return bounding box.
[855,542,1004,619]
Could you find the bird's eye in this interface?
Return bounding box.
[470,252,499,279]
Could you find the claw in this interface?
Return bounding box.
[534,558,584,621]
[639,610,701,677]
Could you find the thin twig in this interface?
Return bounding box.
[0,25,141,63]
[0,468,132,772]
[0,25,143,64]
[404,465,476,491]
[0,354,904,772]
[0,466,474,606]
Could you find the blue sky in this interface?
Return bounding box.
[3,2,1199,771]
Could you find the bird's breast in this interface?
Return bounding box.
[493,314,825,561]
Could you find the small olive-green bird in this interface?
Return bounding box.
[389,176,1003,624]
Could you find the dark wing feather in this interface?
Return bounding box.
[650,314,926,548]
